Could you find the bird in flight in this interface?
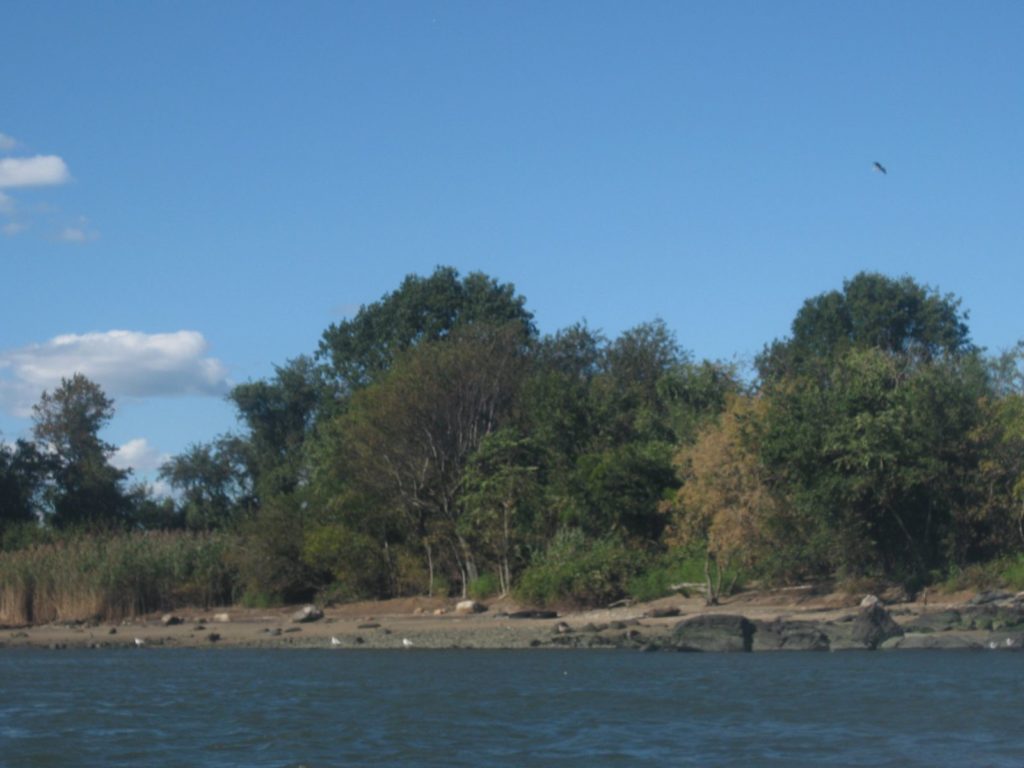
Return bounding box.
[873,161,887,174]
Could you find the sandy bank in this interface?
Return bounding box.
[2,588,1022,653]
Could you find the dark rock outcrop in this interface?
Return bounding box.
[881,633,980,651]
[671,614,754,652]
[968,590,1013,606]
[850,603,903,649]
[752,619,830,651]
[903,610,961,633]
[508,610,558,620]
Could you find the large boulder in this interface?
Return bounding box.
[850,603,903,649]
[671,614,754,652]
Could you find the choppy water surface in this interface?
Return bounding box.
[1,649,1022,767]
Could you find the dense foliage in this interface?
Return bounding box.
[2,268,1023,616]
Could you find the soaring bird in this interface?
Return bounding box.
[873,161,887,174]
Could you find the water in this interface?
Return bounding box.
[1,649,1022,767]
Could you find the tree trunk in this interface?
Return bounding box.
[704,551,720,606]
[424,538,435,597]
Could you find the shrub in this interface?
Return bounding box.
[626,546,743,603]
[301,523,388,601]
[514,528,646,608]
[467,572,500,600]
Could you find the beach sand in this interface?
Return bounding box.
[2,586,1009,652]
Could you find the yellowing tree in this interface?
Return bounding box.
[665,395,776,603]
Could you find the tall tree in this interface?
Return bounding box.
[31,374,131,529]
[159,436,253,530]
[460,429,542,595]
[229,356,322,502]
[318,266,535,393]
[759,348,988,580]
[333,324,526,595]
[0,438,49,536]
[666,395,779,601]
[758,272,973,383]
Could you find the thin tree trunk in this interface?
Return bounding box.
[424,538,435,597]
[704,552,720,606]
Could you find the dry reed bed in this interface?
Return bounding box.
[0,532,237,625]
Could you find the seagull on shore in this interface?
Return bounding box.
[133,637,145,647]
[402,637,414,648]
[330,636,342,646]
[873,161,887,174]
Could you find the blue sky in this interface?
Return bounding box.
[2,1,1022,486]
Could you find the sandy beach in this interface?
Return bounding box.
[3,586,1021,652]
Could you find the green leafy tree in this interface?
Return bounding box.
[460,429,542,595]
[31,374,132,529]
[229,356,322,502]
[159,436,253,530]
[0,438,50,542]
[758,272,973,383]
[760,348,988,580]
[318,266,535,392]
[331,324,526,596]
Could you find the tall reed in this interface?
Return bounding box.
[0,532,239,625]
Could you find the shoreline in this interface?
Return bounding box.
[2,588,1022,653]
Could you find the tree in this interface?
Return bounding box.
[318,266,535,393]
[665,395,779,601]
[460,429,542,596]
[229,356,322,502]
[758,272,973,383]
[332,324,526,596]
[0,438,49,538]
[31,374,131,529]
[759,348,988,580]
[159,436,253,530]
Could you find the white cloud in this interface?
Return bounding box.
[0,330,231,416]
[58,225,98,243]
[0,133,16,152]
[0,155,71,188]
[3,222,25,236]
[0,190,12,214]
[112,437,169,474]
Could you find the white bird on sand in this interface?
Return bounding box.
[330,636,342,646]
[133,637,145,647]
[402,638,414,648]
[873,161,887,174]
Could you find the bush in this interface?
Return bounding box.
[626,546,744,603]
[301,523,388,601]
[467,572,500,600]
[514,529,646,608]
[939,554,1024,593]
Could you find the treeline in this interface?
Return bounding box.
[2,267,1023,612]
